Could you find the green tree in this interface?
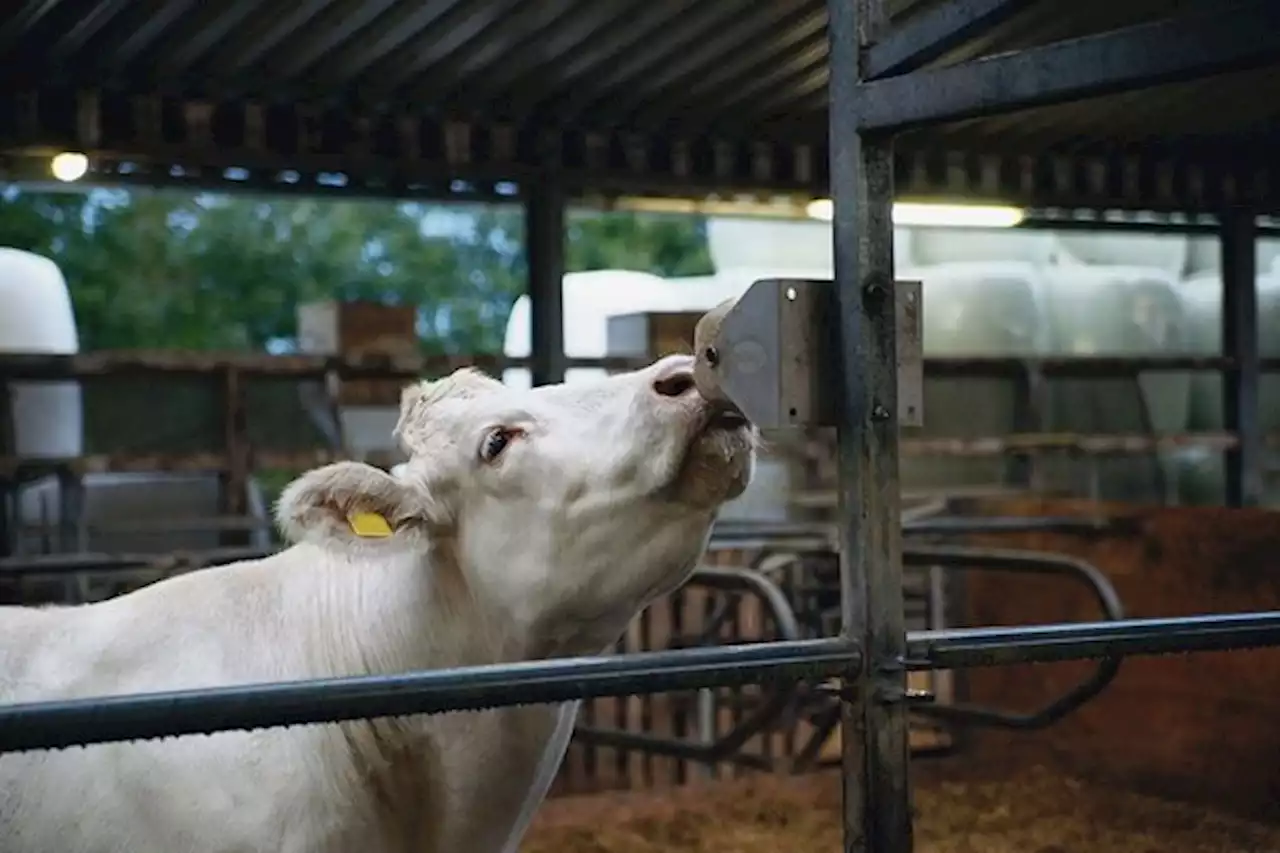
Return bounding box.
[566,210,712,277]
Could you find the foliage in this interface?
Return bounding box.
[0,187,713,354]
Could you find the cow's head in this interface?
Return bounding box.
[388,354,757,655]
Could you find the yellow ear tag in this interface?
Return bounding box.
[347,511,393,538]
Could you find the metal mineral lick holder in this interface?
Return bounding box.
[692,279,923,430]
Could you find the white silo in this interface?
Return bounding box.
[0,248,83,460]
[1176,255,1280,505]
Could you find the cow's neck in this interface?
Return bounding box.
[293,538,550,678]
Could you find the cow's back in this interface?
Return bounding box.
[0,590,344,852]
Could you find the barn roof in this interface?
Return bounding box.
[1,0,1278,212]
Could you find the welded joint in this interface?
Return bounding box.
[817,684,934,706]
[873,659,932,706]
[876,686,936,706]
[816,663,935,706]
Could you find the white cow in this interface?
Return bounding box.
[0,354,756,853]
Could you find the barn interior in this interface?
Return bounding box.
[4,0,1280,851]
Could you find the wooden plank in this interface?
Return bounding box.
[297,300,420,405]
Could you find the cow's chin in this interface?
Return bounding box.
[670,424,756,509]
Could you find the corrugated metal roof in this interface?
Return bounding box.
[0,0,1277,208]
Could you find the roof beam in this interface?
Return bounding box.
[47,0,131,61]
[214,0,341,79]
[110,0,203,68]
[157,0,263,76]
[853,0,1280,132]
[595,0,813,125]
[308,0,469,87]
[0,0,66,53]
[550,1,743,126]
[865,0,1036,80]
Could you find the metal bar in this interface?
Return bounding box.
[0,353,658,380]
[1222,209,1262,507]
[829,0,912,851]
[10,516,271,535]
[6,351,1280,381]
[865,0,1033,80]
[17,611,1267,757]
[574,567,805,773]
[923,356,1277,377]
[901,431,1256,456]
[7,429,1280,479]
[906,611,1280,668]
[903,545,1123,731]
[905,516,1112,535]
[218,366,250,547]
[0,639,860,754]
[0,546,275,576]
[854,0,1280,132]
[708,515,1113,549]
[524,176,567,387]
[571,726,774,771]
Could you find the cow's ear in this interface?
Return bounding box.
[275,462,436,548]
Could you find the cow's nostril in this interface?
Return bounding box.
[652,372,696,398]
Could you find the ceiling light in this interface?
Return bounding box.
[50,152,89,183]
[805,199,1025,228]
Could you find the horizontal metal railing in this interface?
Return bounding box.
[0,639,859,753]
[4,611,1280,755]
[907,611,1280,668]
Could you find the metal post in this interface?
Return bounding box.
[525,176,567,387]
[1221,209,1261,507]
[829,0,912,851]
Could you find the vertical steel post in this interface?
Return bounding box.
[828,1,912,852]
[525,176,567,387]
[1221,209,1261,507]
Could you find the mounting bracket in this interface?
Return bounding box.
[692,278,923,429]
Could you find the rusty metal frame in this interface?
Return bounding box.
[853,0,1280,133]
[864,0,1033,81]
[819,2,1280,851]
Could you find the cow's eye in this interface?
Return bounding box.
[480,427,520,463]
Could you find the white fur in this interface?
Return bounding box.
[0,354,756,853]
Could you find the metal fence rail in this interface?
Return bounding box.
[0,639,859,753]
[4,612,1280,756]
[908,612,1280,668]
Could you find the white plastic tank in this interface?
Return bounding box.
[704,215,913,272]
[1055,230,1189,279]
[898,260,1047,493]
[1034,262,1190,502]
[504,270,678,389]
[1175,258,1280,505]
[909,226,1060,267]
[0,248,83,459]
